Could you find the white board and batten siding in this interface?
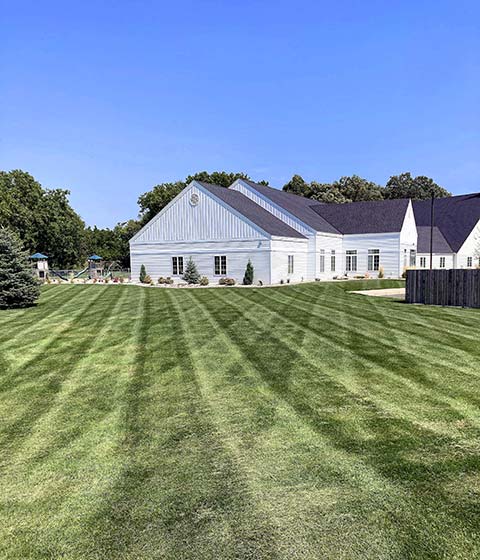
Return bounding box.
[456,218,480,268]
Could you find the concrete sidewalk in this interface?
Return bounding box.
[349,288,406,299]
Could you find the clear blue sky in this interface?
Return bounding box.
[2,0,479,228]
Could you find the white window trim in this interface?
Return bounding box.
[214,255,227,276]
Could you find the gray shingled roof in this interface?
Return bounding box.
[416,226,452,253]
[311,198,411,234]
[414,193,480,252]
[196,182,306,239]
[240,180,341,234]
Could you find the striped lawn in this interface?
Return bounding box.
[0,281,479,560]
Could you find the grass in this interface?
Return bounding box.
[1,280,480,559]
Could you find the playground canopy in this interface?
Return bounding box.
[88,254,103,261]
[30,253,48,259]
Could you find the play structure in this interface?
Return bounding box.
[30,253,49,280]
[88,255,104,278]
[30,253,121,281]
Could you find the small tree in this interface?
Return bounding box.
[182,257,200,284]
[0,229,40,309]
[243,259,254,285]
[139,264,147,283]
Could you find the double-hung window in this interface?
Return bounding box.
[420,257,426,268]
[319,250,325,273]
[288,255,294,274]
[439,257,446,268]
[172,256,184,275]
[368,249,380,271]
[346,250,357,272]
[330,250,336,272]
[214,255,227,275]
[467,257,473,268]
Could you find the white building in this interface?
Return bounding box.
[130,180,480,284]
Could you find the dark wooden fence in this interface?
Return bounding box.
[406,269,480,308]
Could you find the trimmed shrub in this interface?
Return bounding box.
[143,275,152,285]
[182,257,200,284]
[378,266,385,279]
[243,259,254,285]
[139,264,147,283]
[219,277,235,286]
[0,229,40,309]
[200,276,209,286]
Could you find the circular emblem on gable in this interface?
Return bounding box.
[190,193,199,206]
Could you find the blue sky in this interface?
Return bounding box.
[2,0,479,228]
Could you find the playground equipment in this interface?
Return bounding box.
[30,253,49,280]
[88,255,104,279]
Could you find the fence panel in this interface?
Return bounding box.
[406,269,480,308]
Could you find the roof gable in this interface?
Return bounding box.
[413,193,480,252]
[197,182,306,238]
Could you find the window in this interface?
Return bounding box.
[467,257,473,268]
[409,249,416,267]
[214,255,227,275]
[439,257,446,268]
[346,250,357,272]
[420,257,426,268]
[330,250,336,272]
[172,256,184,275]
[319,250,325,273]
[288,255,294,274]
[368,249,380,271]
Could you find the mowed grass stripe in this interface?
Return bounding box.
[182,288,407,559]
[258,286,480,408]
[189,287,480,559]
[0,286,117,455]
[0,287,146,559]
[0,285,88,345]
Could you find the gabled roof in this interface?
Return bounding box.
[30,252,48,259]
[416,226,452,253]
[413,193,480,252]
[88,254,103,261]
[239,179,340,234]
[311,198,411,234]
[196,182,307,239]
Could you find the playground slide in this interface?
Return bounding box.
[74,267,89,279]
[49,269,69,281]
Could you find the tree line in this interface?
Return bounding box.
[0,169,450,268]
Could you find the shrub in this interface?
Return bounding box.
[139,264,147,283]
[182,257,200,284]
[364,272,370,279]
[0,229,40,309]
[165,277,174,284]
[119,276,125,283]
[243,259,254,285]
[200,276,209,286]
[158,276,166,284]
[224,277,235,286]
[378,266,385,279]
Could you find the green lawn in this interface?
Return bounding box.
[1,281,480,560]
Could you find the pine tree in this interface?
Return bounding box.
[243,259,254,285]
[139,264,147,283]
[0,229,40,309]
[182,257,200,284]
